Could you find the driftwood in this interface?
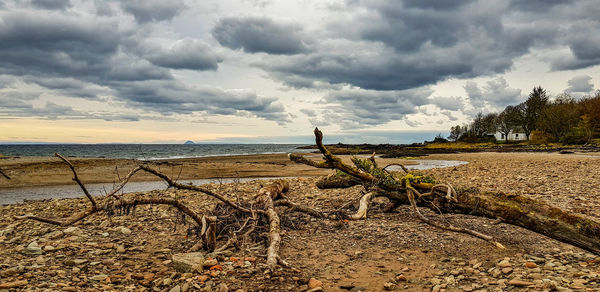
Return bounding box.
[16,153,306,272]
[290,128,600,255]
[0,168,10,180]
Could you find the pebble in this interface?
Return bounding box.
[89,274,108,282]
[116,226,132,235]
[497,259,511,268]
[63,227,82,236]
[308,278,322,289]
[383,282,396,290]
[0,280,28,289]
[508,279,534,287]
[24,241,42,255]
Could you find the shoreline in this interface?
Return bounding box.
[0,153,420,189]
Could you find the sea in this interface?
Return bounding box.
[0,144,311,160]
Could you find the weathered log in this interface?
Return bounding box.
[256,181,288,271]
[291,128,600,255]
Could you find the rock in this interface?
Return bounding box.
[35,255,45,264]
[308,278,323,289]
[508,279,534,287]
[307,288,323,292]
[24,241,42,255]
[571,279,587,289]
[203,258,219,268]
[73,259,87,265]
[182,282,190,292]
[497,259,511,268]
[44,230,64,239]
[0,280,28,289]
[63,227,82,236]
[543,280,558,290]
[525,262,537,268]
[395,274,407,282]
[116,244,126,253]
[172,252,205,273]
[502,267,513,274]
[43,245,55,252]
[169,285,181,292]
[218,283,228,292]
[383,282,396,290]
[89,274,108,282]
[0,266,24,277]
[116,226,132,235]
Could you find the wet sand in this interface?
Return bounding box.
[0,153,420,189]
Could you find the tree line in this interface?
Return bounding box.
[448,86,600,144]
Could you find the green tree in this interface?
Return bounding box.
[519,86,549,140]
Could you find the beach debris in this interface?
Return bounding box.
[290,128,600,255]
[13,152,316,274]
[0,168,9,180]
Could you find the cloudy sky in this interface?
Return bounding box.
[1,0,599,144]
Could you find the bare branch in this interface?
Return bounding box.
[55,153,97,208]
[406,186,504,249]
[275,199,325,218]
[0,168,10,180]
[138,165,252,214]
[106,166,142,200]
[288,153,334,168]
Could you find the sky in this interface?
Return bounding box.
[0,0,599,144]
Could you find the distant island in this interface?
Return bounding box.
[184,140,195,145]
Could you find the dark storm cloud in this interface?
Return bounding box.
[0,5,290,124]
[509,0,574,11]
[120,0,186,23]
[30,0,72,10]
[259,0,600,93]
[553,37,600,70]
[306,88,432,128]
[0,91,37,109]
[0,10,123,79]
[0,100,142,121]
[212,17,308,55]
[147,40,222,71]
[566,75,594,93]
[110,80,291,124]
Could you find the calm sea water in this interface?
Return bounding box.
[0,144,311,160]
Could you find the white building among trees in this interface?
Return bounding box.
[493,131,527,141]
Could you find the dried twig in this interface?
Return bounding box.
[55,153,97,208]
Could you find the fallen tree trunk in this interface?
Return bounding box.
[291,128,600,255]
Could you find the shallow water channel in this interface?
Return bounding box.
[0,160,467,205]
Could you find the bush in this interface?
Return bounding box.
[529,130,551,145]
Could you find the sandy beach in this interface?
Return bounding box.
[0,154,423,190]
[1,152,600,291]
